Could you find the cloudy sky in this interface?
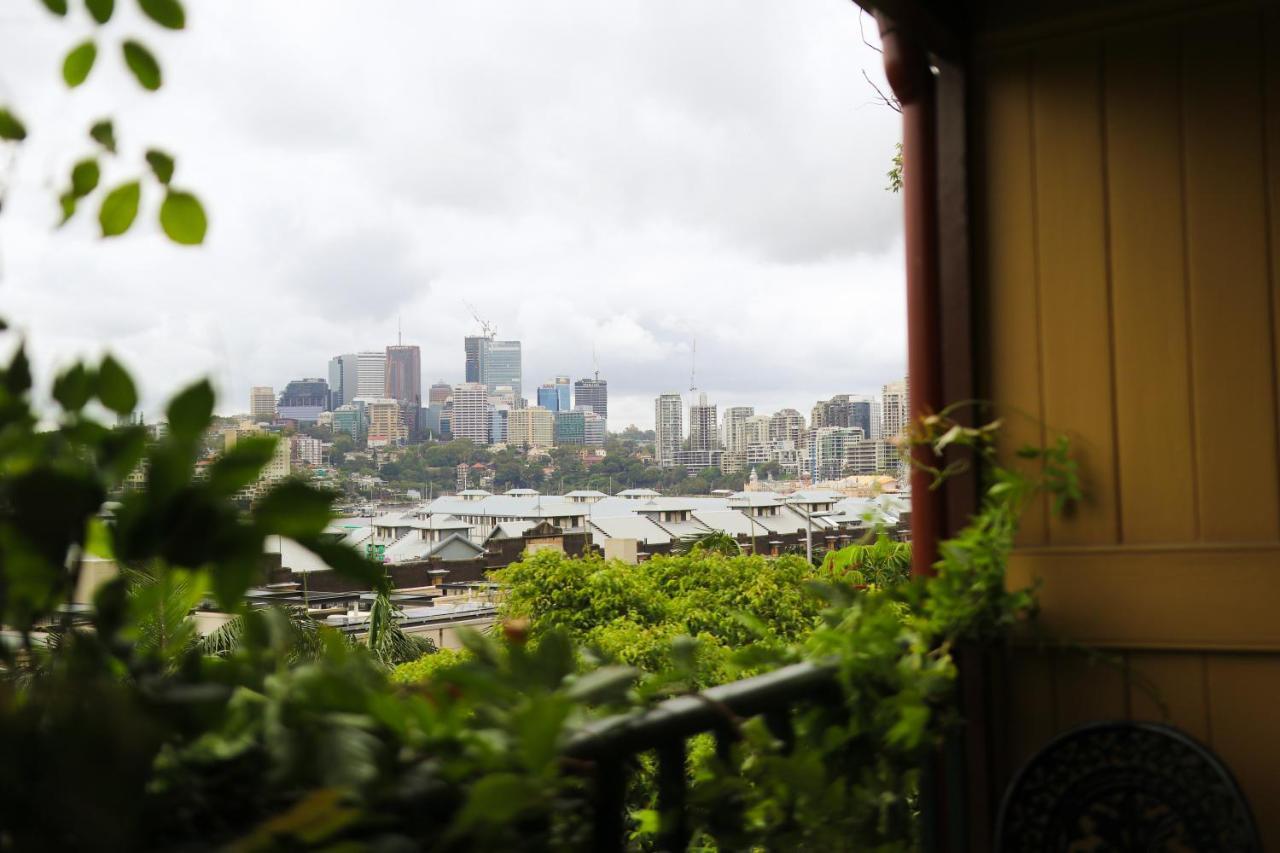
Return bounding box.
[0,0,904,430]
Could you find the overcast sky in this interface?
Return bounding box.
[0,0,904,430]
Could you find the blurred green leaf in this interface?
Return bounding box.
[6,346,32,395]
[165,379,214,440]
[52,363,95,411]
[564,665,638,703]
[40,0,68,15]
[159,190,206,245]
[71,158,100,198]
[98,180,140,237]
[447,773,541,838]
[62,40,97,87]
[0,108,27,141]
[254,480,333,539]
[122,40,161,91]
[97,354,137,414]
[145,149,174,185]
[89,118,116,153]
[86,0,114,24]
[138,0,184,29]
[206,435,276,495]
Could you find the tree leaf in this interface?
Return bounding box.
[86,0,114,24]
[62,40,97,88]
[159,190,207,245]
[122,40,161,91]
[40,0,68,15]
[0,108,27,142]
[206,435,277,495]
[253,480,334,539]
[97,354,137,414]
[6,346,31,395]
[138,0,184,29]
[98,181,140,237]
[165,379,214,441]
[89,118,116,153]
[145,149,174,185]
[70,159,100,198]
[58,192,77,225]
[564,665,638,703]
[53,363,95,412]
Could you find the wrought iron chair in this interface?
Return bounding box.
[996,721,1261,852]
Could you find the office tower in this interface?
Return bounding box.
[490,405,510,445]
[769,409,805,445]
[689,392,718,452]
[723,406,754,453]
[250,386,276,421]
[654,393,683,468]
[881,378,910,440]
[464,336,487,384]
[386,345,422,438]
[482,339,522,401]
[451,383,491,445]
[554,410,585,445]
[507,406,555,449]
[277,379,329,423]
[328,354,359,409]
[332,404,365,443]
[849,396,873,439]
[367,399,407,447]
[428,381,452,405]
[582,409,605,447]
[538,376,571,412]
[574,377,608,421]
[355,351,387,398]
[814,426,866,481]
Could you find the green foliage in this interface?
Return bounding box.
[159,190,208,244]
[122,40,162,90]
[89,118,116,152]
[62,40,97,87]
[86,0,114,25]
[820,533,911,588]
[145,148,175,184]
[139,0,184,30]
[887,140,903,192]
[0,108,26,141]
[98,180,140,237]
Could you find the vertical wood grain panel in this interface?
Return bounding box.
[1126,652,1209,743]
[1206,655,1280,848]
[1053,649,1128,729]
[1182,13,1280,541]
[979,53,1048,546]
[1267,9,1280,509]
[1031,41,1120,546]
[1103,29,1198,544]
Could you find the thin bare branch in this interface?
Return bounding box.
[858,9,883,54]
[861,69,902,113]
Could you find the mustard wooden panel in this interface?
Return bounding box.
[1051,650,1129,729]
[1002,648,1057,775]
[1182,14,1280,541]
[1126,651,1210,744]
[1029,39,1120,547]
[1103,27,1199,543]
[1206,656,1280,848]
[977,52,1049,546]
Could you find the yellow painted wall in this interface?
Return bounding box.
[973,0,1280,842]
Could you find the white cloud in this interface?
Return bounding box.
[0,0,905,427]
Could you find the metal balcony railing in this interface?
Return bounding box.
[562,660,841,852]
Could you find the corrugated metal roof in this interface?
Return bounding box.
[588,516,672,545]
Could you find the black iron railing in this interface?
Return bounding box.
[562,660,841,852]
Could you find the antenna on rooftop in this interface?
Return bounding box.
[689,338,697,393]
[592,344,600,381]
[398,316,402,346]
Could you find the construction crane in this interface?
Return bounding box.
[462,301,495,338]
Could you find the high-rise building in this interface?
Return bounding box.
[385,345,422,439]
[769,409,805,445]
[250,386,276,421]
[464,336,487,384]
[582,409,605,447]
[573,377,608,421]
[451,383,490,446]
[722,406,754,453]
[428,381,452,405]
[356,351,387,399]
[332,404,365,443]
[290,435,324,467]
[654,393,683,468]
[554,410,585,445]
[814,426,866,481]
[327,354,359,409]
[367,399,407,447]
[537,376,572,412]
[507,406,555,449]
[689,392,718,452]
[277,379,329,423]
[482,339,522,402]
[881,378,910,441]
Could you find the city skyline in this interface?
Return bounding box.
[0,0,904,435]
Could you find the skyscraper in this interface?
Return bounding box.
[881,378,910,440]
[689,392,718,452]
[451,383,491,446]
[356,351,387,399]
[464,336,487,384]
[537,376,571,412]
[573,377,608,421]
[385,345,422,438]
[277,379,329,423]
[654,393,683,468]
[328,354,360,409]
[483,340,522,402]
[722,406,754,453]
[769,409,805,445]
[428,382,452,405]
[250,386,276,421]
